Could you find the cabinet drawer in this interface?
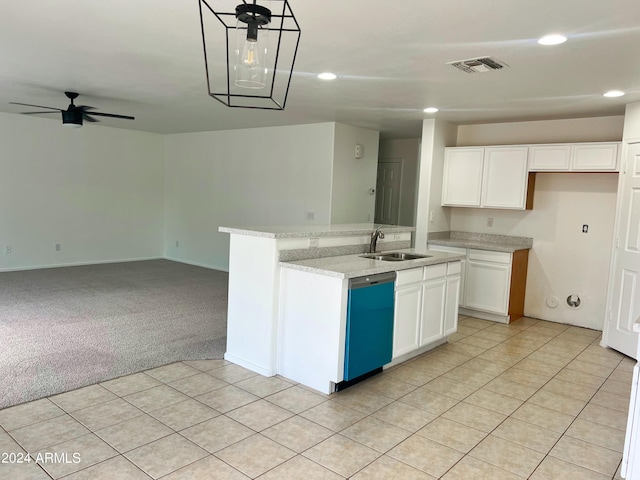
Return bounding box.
[468,249,511,264]
[424,264,447,280]
[447,261,461,275]
[396,267,423,287]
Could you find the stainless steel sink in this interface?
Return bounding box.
[360,252,432,261]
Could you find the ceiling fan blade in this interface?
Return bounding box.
[21,111,60,115]
[83,114,99,123]
[77,105,96,110]
[9,102,61,111]
[88,111,135,120]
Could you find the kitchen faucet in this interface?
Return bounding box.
[369,226,385,253]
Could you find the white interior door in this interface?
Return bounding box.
[607,142,640,359]
[375,160,402,225]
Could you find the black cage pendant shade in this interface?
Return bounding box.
[199,0,301,110]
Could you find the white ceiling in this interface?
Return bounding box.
[1,0,639,138]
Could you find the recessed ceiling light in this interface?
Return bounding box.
[423,107,439,113]
[603,90,625,98]
[317,72,337,80]
[537,34,567,46]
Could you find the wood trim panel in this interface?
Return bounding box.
[508,249,529,322]
[525,172,536,210]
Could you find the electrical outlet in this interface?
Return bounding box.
[487,217,494,227]
[582,225,589,233]
[176,240,180,247]
[55,243,61,252]
[306,211,315,221]
[429,211,435,222]
[5,245,11,255]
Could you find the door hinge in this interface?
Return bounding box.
[616,237,620,248]
[623,161,627,174]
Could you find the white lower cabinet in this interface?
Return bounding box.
[420,276,446,346]
[465,250,511,315]
[428,244,528,323]
[392,283,422,357]
[393,261,460,359]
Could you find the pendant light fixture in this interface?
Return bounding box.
[199,0,301,110]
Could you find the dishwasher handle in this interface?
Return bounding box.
[349,272,396,290]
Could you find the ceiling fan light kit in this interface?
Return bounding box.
[62,109,83,128]
[198,0,301,110]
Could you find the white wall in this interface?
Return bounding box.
[164,123,335,271]
[415,119,457,248]
[330,124,379,224]
[450,174,618,330]
[448,116,624,329]
[457,116,625,146]
[623,102,640,141]
[0,113,165,271]
[378,138,420,226]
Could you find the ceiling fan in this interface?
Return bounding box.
[9,91,134,128]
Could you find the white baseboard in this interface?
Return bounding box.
[163,256,229,273]
[385,338,448,369]
[224,352,275,377]
[459,307,510,324]
[0,256,164,273]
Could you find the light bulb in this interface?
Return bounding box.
[234,21,269,89]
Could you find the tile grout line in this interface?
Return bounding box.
[386,319,618,478]
[0,318,629,479]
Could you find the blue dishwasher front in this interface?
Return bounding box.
[343,271,396,382]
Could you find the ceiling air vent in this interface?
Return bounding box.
[448,56,509,73]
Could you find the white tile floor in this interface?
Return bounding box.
[0,316,633,479]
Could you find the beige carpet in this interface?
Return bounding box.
[0,259,228,408]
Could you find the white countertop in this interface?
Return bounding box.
[428,231,533,253]
[279,248,464,279]
[219,223,416,239]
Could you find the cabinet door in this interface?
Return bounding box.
[441,148,484,207]
[444,267,461,336]
[393,284,422,359]
[420,277,446,346]
[571,143,619,171]
[529,144,571,171]
[481,146,529,209]
[465,260,511,314]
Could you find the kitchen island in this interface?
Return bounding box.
[219,223,415,378]
[278,248,463,393]
[219,223,462,393]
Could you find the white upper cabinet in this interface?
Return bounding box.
[441,148,484,207]
[528,144,571,171]
[442,146,531,210]
[571,143,619,171]
[482,146,529,209]
[529,142,620,172]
